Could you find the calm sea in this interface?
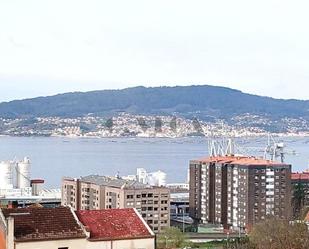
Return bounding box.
[0,136,308,188]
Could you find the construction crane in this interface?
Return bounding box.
[208,137,236,157]
[264,134,297,163]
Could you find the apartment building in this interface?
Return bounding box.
[291,171,309,217]
[189,156,291,231]
[62,175,170,233]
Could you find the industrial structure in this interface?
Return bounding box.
[0,157,34,198]
[62,175,170,233]
[189,155,292,232]
[123,168,167,187]
[0,157,61,208]
[0,158,31,192]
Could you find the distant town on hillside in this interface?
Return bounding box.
[0,85,309,136]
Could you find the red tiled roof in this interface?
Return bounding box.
[291,172,309,180]
[196,156,240,163]
[1,207,86,242]
[196,155,288,167]
[31,179,45,184]
[76,208,154,241]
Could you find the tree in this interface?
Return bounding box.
[292,183,306,218]
[157,227,187,249]
[250,217,309,249]
[223,217,309,249]
[224,237,255,249]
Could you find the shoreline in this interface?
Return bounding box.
[0,133,309,139]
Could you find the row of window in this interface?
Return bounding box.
[126,193,169,199]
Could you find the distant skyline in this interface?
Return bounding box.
[1,0,309,102]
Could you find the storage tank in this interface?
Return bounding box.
[0,161,14,189]
[147,170,167,186]
[17,157,31,189]
[153,170,167,186]
[147,174,156,186]
[136,168,147,184]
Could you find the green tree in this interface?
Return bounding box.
[157,227,186,249]
[224,237,255,249]
[293,183,306,218]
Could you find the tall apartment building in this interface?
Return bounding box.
[291,171,309,217]
[189,156,291,231]
[62,175,170,233]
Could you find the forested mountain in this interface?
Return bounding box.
[0,85,308,121]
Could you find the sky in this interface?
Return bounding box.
[0,0,309,102]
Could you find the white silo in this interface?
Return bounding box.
[147,174,156,186]
[153,170,167,186]
[136,168,147,184]
[147,170,167,186]
[0,161,14,189]
[17,157,31,189]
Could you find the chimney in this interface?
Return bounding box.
[7,201,18,209]
[6,216,14,249]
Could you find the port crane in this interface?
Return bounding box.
[208,137,236,156]
[263,134,297,163]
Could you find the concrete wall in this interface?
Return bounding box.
[15,238,86,249]
[85,238,155,249]
[13,238,154,249]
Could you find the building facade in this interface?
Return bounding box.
[291,172,309,217]
[62,175,170,233]
[190,156,292,231]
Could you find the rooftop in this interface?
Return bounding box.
[66,175,160,189]
[30,179,45,184]
[170,192,189,202]
[76,208,154,241]
[1,207,86,242]
[291,172,309,180]
[193,155,289,167]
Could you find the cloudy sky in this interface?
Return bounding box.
[0,0,309,102]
